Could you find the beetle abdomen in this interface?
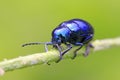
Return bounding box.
[60,19,94,44]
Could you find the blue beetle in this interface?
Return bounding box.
[22,18,94,62]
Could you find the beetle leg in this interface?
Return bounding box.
[56,44,72,63]
[61,44,72,56]
[55,44,62,63]
[80,35,94,57]
[44,42,54,65]
[83,43,94,57]
[44,42,53,52]
[72,43,83,59]
[44,43,48,52]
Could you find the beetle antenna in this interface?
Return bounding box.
[22,42,44,47]
[22,42,53,47]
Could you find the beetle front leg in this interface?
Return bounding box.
[44,43,49,52]
[55,44,62,62]
[44,42,54,52]
[55,44,72,63]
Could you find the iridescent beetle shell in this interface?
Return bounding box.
[52,19,94,45]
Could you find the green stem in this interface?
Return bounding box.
[0,37,120,75]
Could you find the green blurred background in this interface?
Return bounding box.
[0,0,120,80]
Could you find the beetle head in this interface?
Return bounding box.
[52,30,62,44]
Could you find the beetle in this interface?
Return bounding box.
[22,18,94,62]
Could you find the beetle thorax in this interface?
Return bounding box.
[52,27,71,44]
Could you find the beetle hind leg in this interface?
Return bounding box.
[83,43,94,57]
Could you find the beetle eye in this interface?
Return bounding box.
[56,37,61,43]
[57,38,60,41]
[57,38,59,40]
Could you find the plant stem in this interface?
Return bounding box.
[0,37,120,75]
